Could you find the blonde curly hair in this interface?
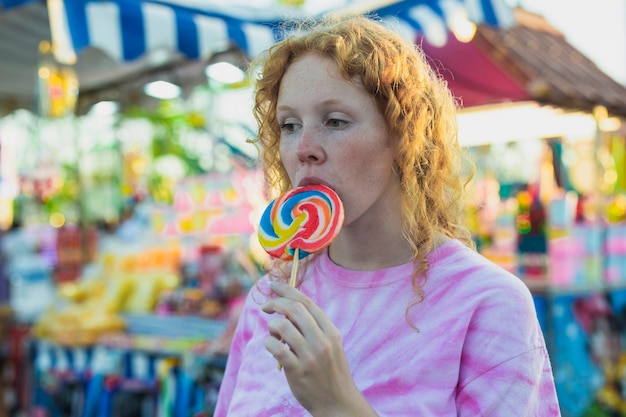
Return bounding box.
[250,15,475,295]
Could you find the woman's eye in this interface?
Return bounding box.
[326,118,346,128]
[279,123,296,133]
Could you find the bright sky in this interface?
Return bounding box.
[519,0,626,85]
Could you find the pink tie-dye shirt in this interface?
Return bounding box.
[215,239,561,416]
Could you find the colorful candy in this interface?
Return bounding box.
[258,184,344,261]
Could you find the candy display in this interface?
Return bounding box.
[258,184,344,263]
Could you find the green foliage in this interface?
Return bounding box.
[125,101,207,176]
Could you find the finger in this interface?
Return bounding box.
[266,316,305,369]
[268,280,300,298]
[263,295,321,342]
[265,335,296,367]
[268,281,337,335]
[267,316,305,345]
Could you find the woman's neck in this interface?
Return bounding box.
[328,221,414,271]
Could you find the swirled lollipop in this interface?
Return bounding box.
[259,184,344,370]
[259,184,344,264]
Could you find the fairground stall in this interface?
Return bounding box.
[1,1,625,416]
[0,1,517,416]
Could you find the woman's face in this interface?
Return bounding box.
[276,52,402,227]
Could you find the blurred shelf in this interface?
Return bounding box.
[524,279,626,295]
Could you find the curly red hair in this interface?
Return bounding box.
[250,15,475,300]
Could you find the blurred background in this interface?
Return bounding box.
[0,0,625,416]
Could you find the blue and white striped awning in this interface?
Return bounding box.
[52,0,514,64]
[54,0,281,63]
[0,0,38,10]
[375,0,514,47]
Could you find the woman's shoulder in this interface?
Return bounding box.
[427,241,545,342]
[240,274,273,308]
[429,238,533,298]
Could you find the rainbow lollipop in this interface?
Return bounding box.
[259,184,344,283]
[259,184,344,370]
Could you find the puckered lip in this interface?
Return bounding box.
[297,176,333,189]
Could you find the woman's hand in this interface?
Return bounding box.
[262,281,378,417]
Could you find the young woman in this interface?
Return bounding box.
[215,15,561,416]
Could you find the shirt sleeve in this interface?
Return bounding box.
[455,275,561,417]
[213,280,269,417]
[457,347,561,416]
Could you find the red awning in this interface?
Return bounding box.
[421,32,530,109]
[421,8,626,116]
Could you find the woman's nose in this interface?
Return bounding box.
[296,125,325,164]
